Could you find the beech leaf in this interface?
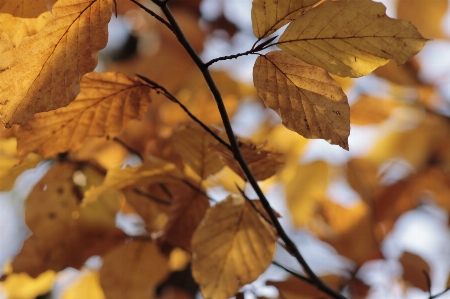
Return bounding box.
[251,0,320,38]
[0,11,51,45]
[16,72,152,160]
[192,194,277,299]
[0,0,56,17]
[253,50,349,149]
[278,0,428,77]
[0,0,112,127]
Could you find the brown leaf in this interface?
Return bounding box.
[251,0,320,38]
[278,0,428,77]
[16,72,151,160]
[192,194,277,299]
[372,60,421,86]
[399,251,430,292]
[0,0,112,127]
[0,0,56,17]
[172,125,224,179]
[12,162,126,277]
[210,139,284,181]
[254,51,349,149]
[350,95,402,126]
[160,185,210,251]
[346,158,380,204]
[267,275,346,299]
[99,240,169,299]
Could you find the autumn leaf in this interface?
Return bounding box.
[12,162,126,277]
[399,251,430,292]
[99,240,169,299]
[62,270,106,299]
[16,72,152,160]
[1,271,55,299]
[254,51,349,149]
[350,95,401,125]
[0,0,112,127]
[191,194,277,299]
[0,0,56,17]
[172,124,224,179]
[277,0,427,77]
[0,11,51,45]
[210,139,285,180]
[0,137,41,191]
[251,0,320,38]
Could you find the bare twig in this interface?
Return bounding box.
[145,2,347,299]
[271,260,310,283]
[430,286,450,299]
[130,0,173,33]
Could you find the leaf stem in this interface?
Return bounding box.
[148,2,348,299]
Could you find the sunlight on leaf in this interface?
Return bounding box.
[2,270,55,299]
[0,11,51,45]
[0,0,56,17]
[254,51,349,149]
[99,240,169,299]
[16,72,151,160]
[278,0,427,77]
[62,270,106,299]
[192,194,277,299]
[0,0,112,127]
[251,0,320,38]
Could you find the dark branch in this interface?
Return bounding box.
[271,261,310,283]
[130,0,173,33]
[430,286,450,299]
[136,74,232,151]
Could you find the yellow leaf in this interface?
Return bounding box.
[350,95,401,125]
[192,194,277,299]
[210,139,285,181]
[12,162,126,277]
[0,0,56,17]
[84,157,183,203]
[278,0,427,77]
[0,11,51,45]
[172,124,224,179]
[398,0,448,39]
[16,72,151,160]
[99,240,169,299]
[0,0,112,127]
[284,161,328,227]
[2,270,55,299]
[0,137,41,191]
[399,251,430,292]
[160,185,210,251]
[62,270,106,299]
[267,275,346,299]
[204,166,246,194]
[254,51,349,149]
[251,0,320,38]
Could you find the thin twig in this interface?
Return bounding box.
[271,261,310,283]
[151,2,347,299]
[423,270,432,298]
[136,74,232,151]
[113,137,144,161]
[430,286,450,299]
[130,0,173,33]
[205,49,257,68]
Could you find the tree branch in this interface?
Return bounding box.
[130,0,173,33]
[430,286,450,299]
[147,2,348,299]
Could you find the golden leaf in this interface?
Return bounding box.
[0,137,41,191]
[0,0,56,17]
[399,251,430,292]
[12,162,126,277]
[62,270,105,299]
[84,157,183,203]
[278,0,427,77]
[0,0,112,127]
[1,271,55,299]
[191,194,277,299]
[285,161,328,227]
[350,95,401,125]
[16,72,151,160]
[99,240,169,299]
[172,125,224,179]
[0,11,51,45]
[160,185,210,251]
[253,51,349,149]
[210,139,285,181]
[251,0,320,38]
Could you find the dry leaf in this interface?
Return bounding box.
[0,0,56,17]
[172,125,224,179]
[191,194,277,299]
[372,60,421,86]
[0,137,41,191]
[160,185,210,251]
[0,0,112,127]
[350,95,401,125]
[100,240,169,299]
[399,251,430,292]
[254,51,349,149]
[278,0,427,77]
[346,158,380,204]
[12,162,126,277]
[210,139,285,181]
[251,0,320,38]
[16,72,151,160]
[0,11,51,45]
